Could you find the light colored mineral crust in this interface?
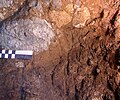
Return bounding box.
[72,5,90,28]
[0,0,14,8]
[65,3,74,14]
[0,17,55,52]
[49,10,72,28]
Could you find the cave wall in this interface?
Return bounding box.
[0,0,120,100]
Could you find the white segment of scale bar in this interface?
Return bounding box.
[15,50,33,55]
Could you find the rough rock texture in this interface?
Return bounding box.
[0,0,14,8]
[0,0,120,100]
[0,17,54,52]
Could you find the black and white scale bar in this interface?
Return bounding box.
[0,50,33,60]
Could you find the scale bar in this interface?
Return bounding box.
[0,50,33,60]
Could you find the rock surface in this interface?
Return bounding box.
[0,0,14,8]
[0,17,54,52]
[0,0,120,100]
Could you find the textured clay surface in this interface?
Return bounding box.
[0,0,120,100]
